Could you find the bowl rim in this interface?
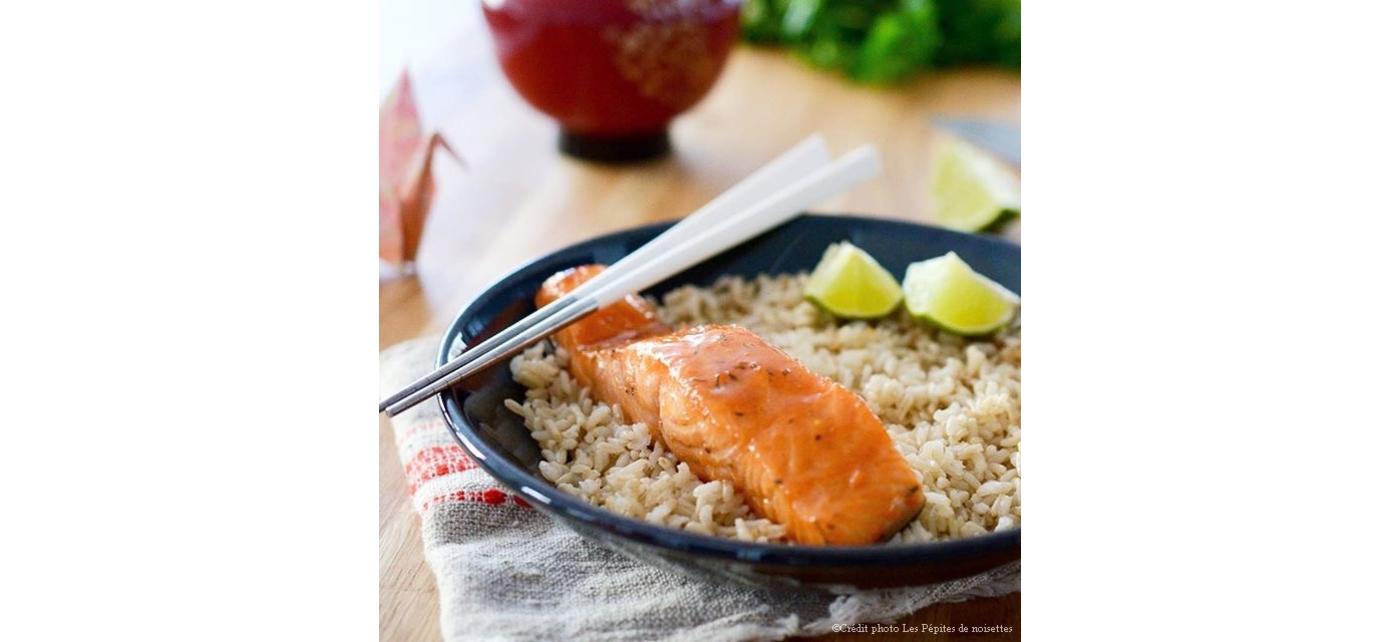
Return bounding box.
[436,213,1020,566]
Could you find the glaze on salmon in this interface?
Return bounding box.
[537,265,925,545]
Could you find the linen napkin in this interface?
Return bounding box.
[381,337,1019,642]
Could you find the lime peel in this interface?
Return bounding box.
[803,242,904,319]
[903,251,1019,336]
[931,140,1021,232]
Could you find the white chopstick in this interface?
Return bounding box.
[558,135,833,303]
[379,136,831,414]
[584,146,879,305]
[381,144,880,416]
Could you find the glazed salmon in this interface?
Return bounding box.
[537,265,925,545]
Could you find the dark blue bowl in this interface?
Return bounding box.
[436,214,1020,591]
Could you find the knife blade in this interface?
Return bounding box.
[934,118,1020,168]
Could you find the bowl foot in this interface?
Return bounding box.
[559,129,670,163]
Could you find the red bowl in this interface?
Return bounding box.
[482,0,741,162]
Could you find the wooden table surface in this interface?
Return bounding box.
[380,21,1020,640]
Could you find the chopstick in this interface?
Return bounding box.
[378,136,829,414]
[379,141,881,417]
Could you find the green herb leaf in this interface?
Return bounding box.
[739,0,1020,83]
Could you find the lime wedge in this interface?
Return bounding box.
[931,140,1021,232]
[903,252,1019,335]
[804,242,903,319]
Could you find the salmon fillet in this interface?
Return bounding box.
[537,265,925,545]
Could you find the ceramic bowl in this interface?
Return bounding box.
[437,214,1020,591]
[481,0,742,162]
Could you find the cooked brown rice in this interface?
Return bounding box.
[504,273,1020,544]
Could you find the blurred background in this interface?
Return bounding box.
[380,1,1019,333]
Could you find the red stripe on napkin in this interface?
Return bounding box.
[422,488,533,511]
[404,445,479,494]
